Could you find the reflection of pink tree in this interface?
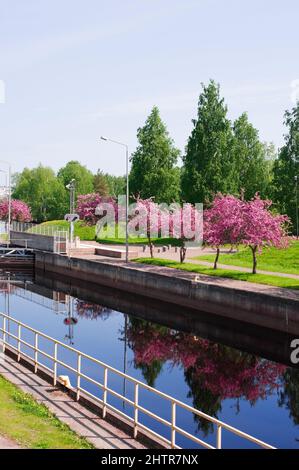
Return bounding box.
[128,321,285,402]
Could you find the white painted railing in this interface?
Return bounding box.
[0,312,275,449]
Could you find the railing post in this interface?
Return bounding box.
[103,367,108,418]
[217,425,222,449]
[17,324,21,362]
[34,333,38,373]
[2,317,6,353]
[53,342,57,386]
[134,383,139,439]
[76,353,81,401]
[171,402,176,449]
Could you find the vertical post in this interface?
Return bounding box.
[8,164,11,244]
[2,317,6,353]
[125,145,129,264]
[103,367,108,418]
[34,333,38,373]
[217,425,222,449]
[17,324,21,361]
[134,383,139,439]
[171,402,176,449]
[53,342,57,386]
[76,353,81,401]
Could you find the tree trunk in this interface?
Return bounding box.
[251,245,257,274]
[180,242,187,263]
[148,237,154,258]
[214,247,220,269]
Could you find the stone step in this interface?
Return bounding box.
[95,247,139,259]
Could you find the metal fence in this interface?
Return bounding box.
[0,311,275,449]
[11,221,67,237]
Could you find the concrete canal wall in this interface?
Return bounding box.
[35,251,299,334]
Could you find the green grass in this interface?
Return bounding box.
[32,220,96,241]
[0,375,93,449]
[193,241,299,276]
[35,220,180,245]
[135,258,299,290]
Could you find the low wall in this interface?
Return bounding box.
[10,230,66,252]
[35,251,299,334]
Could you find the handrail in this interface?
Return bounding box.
[0,311,275,449]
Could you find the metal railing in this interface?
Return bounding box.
[0,312,275,450]
[11,221,66,238]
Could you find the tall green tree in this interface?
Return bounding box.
[232,113,272,199]
[129,106,180,203]
[13,165,67,221]
[93,170,109,196]
[181,80,235,204]
[105,174,126,197]
[273,102,299,227]
[58,160,94,196]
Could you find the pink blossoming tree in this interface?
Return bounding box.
[129,198,168,258]
[239,195,289,274]
[0,199,32,222]
[204,195,244,269]
[204,194,289,273]
[171,203,203,263]
[76,193,117,225]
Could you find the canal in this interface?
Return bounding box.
[0,269,299,449]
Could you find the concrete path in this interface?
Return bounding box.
[184,258,299,280]
[0,435,20,449]
[80,242,299,281]
[0,356,145,449]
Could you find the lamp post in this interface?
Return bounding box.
[66,179,76,247]
[295,175,298,239]
[0,160,11,244]
[100,136,129,263]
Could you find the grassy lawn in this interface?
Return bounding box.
[35,220,180,245]
[0,375,93,449]
[136,258,299,290]
[191,241,299,276]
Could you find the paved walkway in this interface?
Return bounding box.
[0,435,20,449]
[0,356,145,450]
[78,242,299,280]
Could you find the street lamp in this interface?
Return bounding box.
[0,160,12,244]
[295,175,298,239]
[66,179,76,246]
[100,136,129,263]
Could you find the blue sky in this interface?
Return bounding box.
[0,0,298,178]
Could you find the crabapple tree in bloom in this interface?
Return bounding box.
[129,198,169,258]
[204,193,289,273]
[239,195,289,274]
[204,194,244,269]
[171,203,203,263]
[0,199,32,222]
[76,193,117,225]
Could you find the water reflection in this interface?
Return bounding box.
[1,270,299,446]
[127,317,286,434]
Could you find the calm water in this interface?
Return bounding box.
[0,271,299,449]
